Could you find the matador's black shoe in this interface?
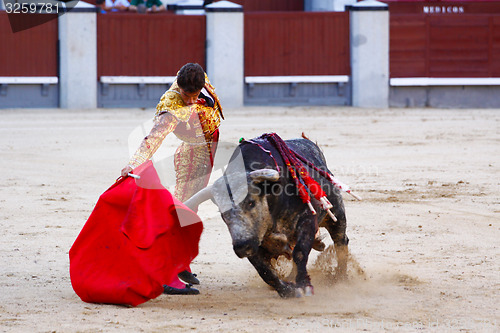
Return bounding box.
[163,284,200,295]
[177,270,200,285]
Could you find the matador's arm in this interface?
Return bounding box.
[127,112,179,169]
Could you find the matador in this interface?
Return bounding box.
[121,63,223,295]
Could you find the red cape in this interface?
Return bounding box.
[69,161,203,307]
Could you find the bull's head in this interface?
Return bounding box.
[185,169,280,258]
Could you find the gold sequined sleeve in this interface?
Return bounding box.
[127,113,179,169]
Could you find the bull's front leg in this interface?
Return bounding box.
[293,215,316,296]
[335,238,349,279]
[324,202,349,279]
[248,249,297,298]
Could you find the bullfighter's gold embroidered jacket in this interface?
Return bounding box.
[127,74,223,169]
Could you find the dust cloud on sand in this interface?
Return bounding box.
[0,107,498,332]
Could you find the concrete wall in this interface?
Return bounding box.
[305,0,357,12]
[98,84,170,108]
[0,84,58,108]
[390,86,500,108]
[205,1,244,108]
[58,2,97,109]
[245,82,350,106]
[349,0,389,108]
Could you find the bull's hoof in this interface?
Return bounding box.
[277,282,316,298]
[277,283,298,298]
[163,284,200,295]
[295,286,314,297]
[178,270,200,285]
[295,288,304,298]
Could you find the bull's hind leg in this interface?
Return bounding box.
[292,215,317,296]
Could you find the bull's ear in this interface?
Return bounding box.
[249,169,280,183]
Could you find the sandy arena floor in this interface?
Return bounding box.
[0,106,498,332]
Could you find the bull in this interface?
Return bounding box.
[185,134,349,298]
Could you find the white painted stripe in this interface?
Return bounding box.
[390,77,500,86]
[245,75,349,84]
[100,76,177,84]
[0,77,58,84]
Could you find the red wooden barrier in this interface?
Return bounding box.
[390,15,427,77]
[97,13,206,77]
[389,1,500,78]
[244,12,350,76]
[0,12,58,76]
[493,17,500,76]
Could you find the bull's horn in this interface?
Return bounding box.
[183,186,214,210]
[249,169,280,183]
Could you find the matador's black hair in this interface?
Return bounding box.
[177,63,205,93]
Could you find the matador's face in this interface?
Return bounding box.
[179,88,202,106]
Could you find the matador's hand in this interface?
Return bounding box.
[121,165,133,178]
